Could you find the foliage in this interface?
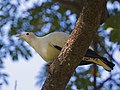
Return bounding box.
[0,0,120,90]
[36,64,47,87]
[0,64,9,88]
[67,67,94,90]
[104,12,120,43]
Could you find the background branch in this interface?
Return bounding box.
[97,76,111,89]
[97,73,119,89]
[14,80,17,90]
[93,33,99,90]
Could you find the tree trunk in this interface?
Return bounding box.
[42,0,107,90]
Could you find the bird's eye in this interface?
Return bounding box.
[26,33,29,35]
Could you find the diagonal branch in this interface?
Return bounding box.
[97,72,119,89]
[97,76,111,89]
[42,0,107,90]
[93,33,99,90]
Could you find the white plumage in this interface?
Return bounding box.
[17,32,68,61]
[17,32,115,71]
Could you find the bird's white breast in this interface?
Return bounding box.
[31,36,62,62]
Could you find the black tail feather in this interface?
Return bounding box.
[80,49,115,70]
[101,57,115,70]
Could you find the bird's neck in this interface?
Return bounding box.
[28,37,41,49]
[29,37,49,61]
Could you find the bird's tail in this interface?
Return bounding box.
[99,57,115,71]
[80,49,115,71]
[82,57,115,71]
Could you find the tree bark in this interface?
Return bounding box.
[42,0,107,90]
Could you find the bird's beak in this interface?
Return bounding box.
[16,34,21,37]
[16,34,23,38]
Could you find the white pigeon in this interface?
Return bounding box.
[17,32,115,71]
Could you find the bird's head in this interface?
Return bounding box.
[16,32,36,42]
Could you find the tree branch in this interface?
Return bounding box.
[97,76,111,89]
[93,34,99,90]
[42,0,107,90]
[115,0,120,2]
[14,80,17,90]
[97,73,119,89]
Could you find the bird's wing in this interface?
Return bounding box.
[47,32,69,51]
[53,45,62,51]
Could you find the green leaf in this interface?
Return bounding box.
[104,13,120,29]
[110,29,120,43]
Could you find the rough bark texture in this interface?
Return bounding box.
[42,0,106,90]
